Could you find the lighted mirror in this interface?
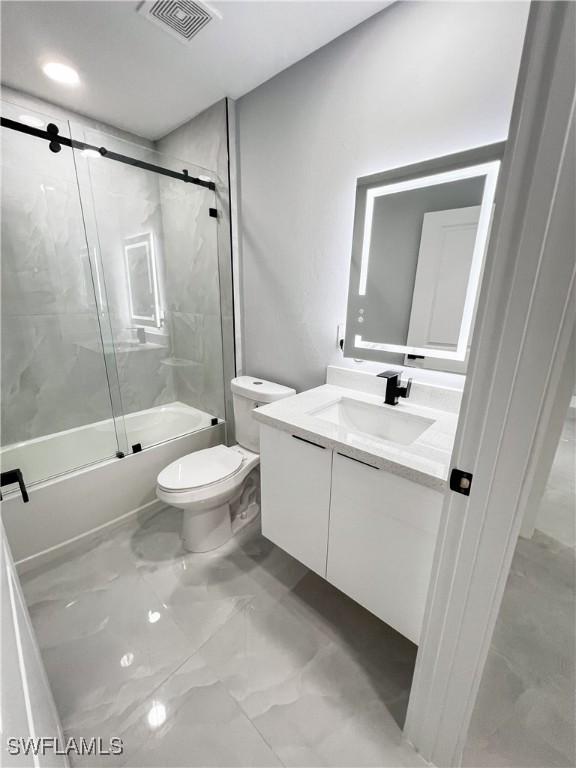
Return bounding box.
[124,232,161,327]
[344,145,503,370]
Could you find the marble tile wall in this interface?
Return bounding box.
[0,91,177,446]
[1,89,234,447]
[156,99,233,432]
[155,171,225,421]
[2,313,115,444]
[75,124,179,423]
[1,102,117,445]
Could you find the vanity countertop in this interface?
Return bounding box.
[253,384,459,491]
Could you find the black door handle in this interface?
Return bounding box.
[0,468,29,503]
[292,434,326,449]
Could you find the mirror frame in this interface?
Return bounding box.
[124,231,161,328]
[344,143,506,363]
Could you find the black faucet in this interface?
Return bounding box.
[377,370,412,406]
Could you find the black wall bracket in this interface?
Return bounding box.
[449,467,473,496]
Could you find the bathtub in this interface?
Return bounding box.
[1,401,216,488]
[0,402,225,570]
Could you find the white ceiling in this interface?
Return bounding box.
[1,0,391,140]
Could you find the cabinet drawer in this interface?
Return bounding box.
[260,425,332,576]
[326,452,442,644]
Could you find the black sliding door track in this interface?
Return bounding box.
[1,117,216,191]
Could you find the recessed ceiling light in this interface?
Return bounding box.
[42,61,80,86]
[82,149,101,159]
[19,114,45,129]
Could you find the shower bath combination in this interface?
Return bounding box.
[0,97,232,565]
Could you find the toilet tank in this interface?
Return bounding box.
[231,376,296,453]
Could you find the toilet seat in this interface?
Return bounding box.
[158,445,243,493]
[157,444,260,514]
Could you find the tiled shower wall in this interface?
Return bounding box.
[0,87,177,445]
[157,99,235,439]
[1,88,233,446]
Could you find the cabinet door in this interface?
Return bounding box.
[260,424,332,576]
[327,452,443,644]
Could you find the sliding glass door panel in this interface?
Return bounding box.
[70,124,226,452]
[0,101,123,484]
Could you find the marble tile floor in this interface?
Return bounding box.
[21,509,424,768]
[534,416,575,550]
[464,411,575,768]
[463,534,575,767]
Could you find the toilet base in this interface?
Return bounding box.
[182,503,233,553]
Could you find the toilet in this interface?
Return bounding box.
[156,376,296,553]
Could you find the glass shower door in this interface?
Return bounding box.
[0,101,127,485]
[71,124,226,453]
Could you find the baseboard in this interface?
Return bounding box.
[15,499,164,575]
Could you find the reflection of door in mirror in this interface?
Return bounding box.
[405,205,492,373]
[124,232,160,327]
[406,206,479,373]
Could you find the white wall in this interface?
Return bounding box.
[237,1,529,393]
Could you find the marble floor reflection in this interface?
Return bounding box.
[21,510,423,767]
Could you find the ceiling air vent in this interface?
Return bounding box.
[137,0,217,44]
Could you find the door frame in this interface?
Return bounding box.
[404,3,575,766]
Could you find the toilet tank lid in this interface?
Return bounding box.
[231,376,296,403]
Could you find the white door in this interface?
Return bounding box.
[407,205,481,354]
[405,4,575,766]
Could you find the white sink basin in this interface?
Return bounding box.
[311,397,434,445]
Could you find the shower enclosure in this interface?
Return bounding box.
[1,99,228,491]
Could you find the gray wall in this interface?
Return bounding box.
[237,1,529,392]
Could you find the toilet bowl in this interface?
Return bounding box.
[156,376,296,553]
[157,444,260,552]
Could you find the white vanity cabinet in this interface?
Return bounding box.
[260,424,332,576]
[326,452,442,644]
[260,424,444,644]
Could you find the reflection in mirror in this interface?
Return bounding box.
[345,146,503,371]
[124,232,160,327]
